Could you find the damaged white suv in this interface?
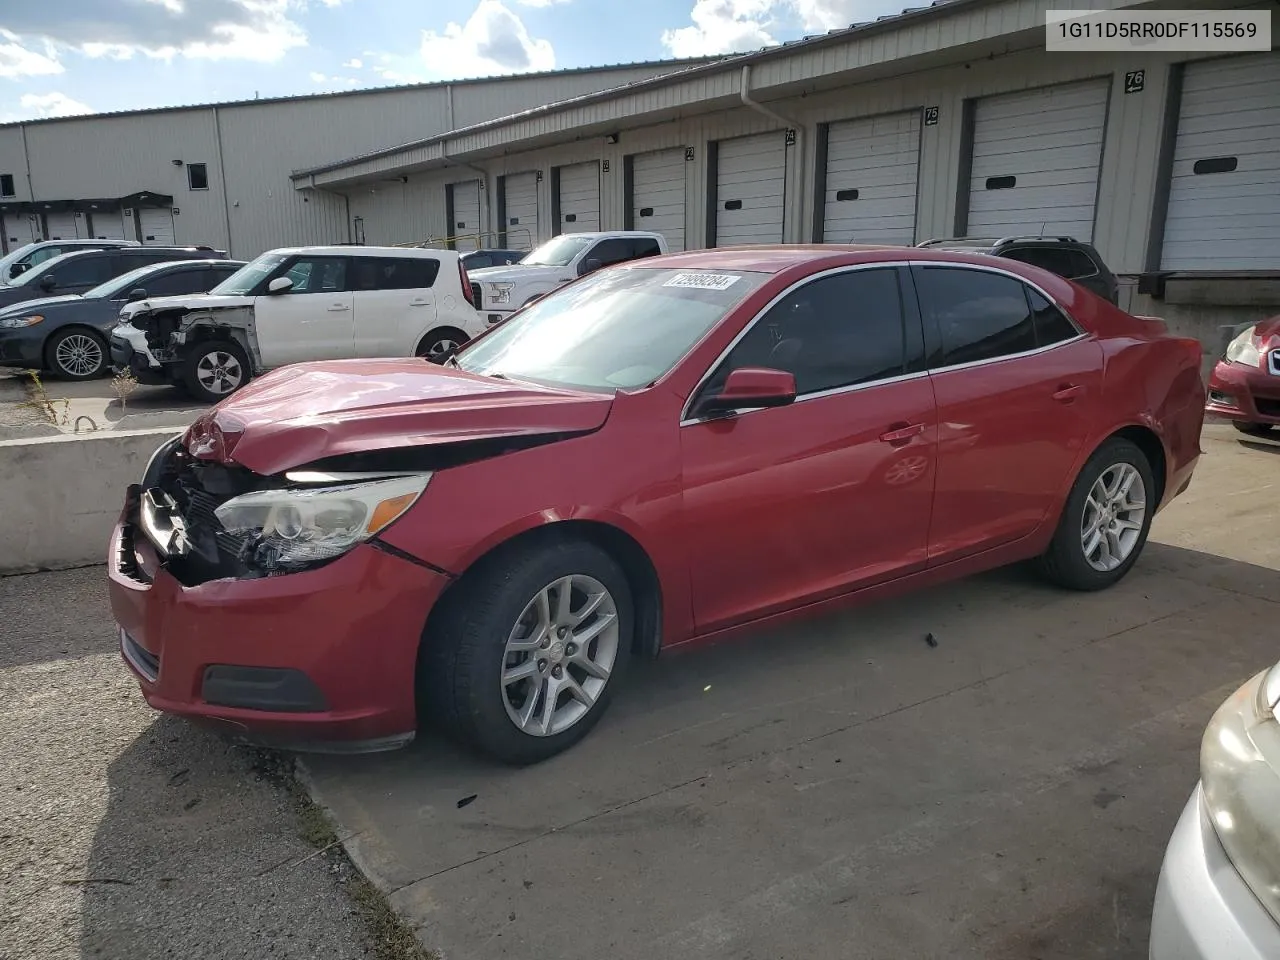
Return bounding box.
[109,245,484,402]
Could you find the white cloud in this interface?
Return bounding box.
[19,91,92,118]
[789,0,907,31]
[514,0,571,6]
[343,57,363,68]
[0,30,63,79]
[661,0,778,57]
[416,0,555,80]
[309,70,327,82]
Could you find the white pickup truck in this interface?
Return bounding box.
[469,231,668,325]
[110,245,486,401]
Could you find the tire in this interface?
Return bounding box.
[1232,421,1274,436]
[415,328,468,364]
[1034,437,1156,592]
[46,328,108,380]
[422,537,633,765]
[182,340,250,403]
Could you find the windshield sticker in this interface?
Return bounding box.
[663,273,741,291]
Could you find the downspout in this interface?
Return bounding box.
[211,106,234,254]
[740,64,806,243]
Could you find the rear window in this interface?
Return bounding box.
[455,266,768,391]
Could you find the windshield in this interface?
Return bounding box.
[455,266,767,391]
[519,235,593,267]
[210,252,288,295]
[83,262,172,300]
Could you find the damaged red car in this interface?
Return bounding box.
[1205,316,1280,435]
[108,245,1206,764]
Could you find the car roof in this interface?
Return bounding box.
[133,258,246,273]
[265,245,458,259]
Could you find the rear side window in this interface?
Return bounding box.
[1027,288,1080,346]
[51,255,113,287]
[713,268,906,396]
[351,256,440,291]
[1000,246,1099,280]
[916,267,1037,366]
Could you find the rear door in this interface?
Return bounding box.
[911,263,1101,565]
[351,255,441,357]
[253,255,354,367]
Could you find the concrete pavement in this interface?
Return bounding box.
[304,423,1280,960]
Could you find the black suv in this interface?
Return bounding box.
[0,245,227,309]
[916,236,1119,304]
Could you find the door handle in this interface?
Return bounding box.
[1052,383,1083,403]
[879,422,926,446]
[410,299,430,306]
[327,303,350,312]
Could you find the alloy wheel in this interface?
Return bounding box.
[500,574,620,737]
[54,334,103,378]
[196,350,244,396]
[425,338,459,360]
[1080,462,1147,572]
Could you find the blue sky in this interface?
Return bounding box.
[0,0,906,122]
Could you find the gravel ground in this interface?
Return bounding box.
[0,566,373,960]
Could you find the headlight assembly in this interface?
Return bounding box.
[1200,661,1280,928]
[214,474,430,571]
[0,314,43,328]
[1225,325,1262,366]
[486,282,515,305]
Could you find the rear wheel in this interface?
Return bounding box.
[415,328,468,364]
[1232,421,1274,436]
[182,340,250,403]
[1035,438,1155,591]
[422,538,632,765]
[46,329,108,380]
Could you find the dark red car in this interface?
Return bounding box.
[1205,317,1280,435]
[108,245,1206,764]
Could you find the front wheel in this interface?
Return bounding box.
[1232,421,1274,436]
[422,538,632,764]
[1034,438,1155,591]
[182,340,250,403]
[47,329,108,380]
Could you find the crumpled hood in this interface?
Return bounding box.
[468,263,567,284]
[1252,314,1280,345]
[183,358,614,475]
[0,293,82,316]
[125,293,254,325]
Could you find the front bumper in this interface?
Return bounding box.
[1149,785,1280,960]
[109,333,168,384]
[0,326,46,368]
[1205,359,1280,425]
[108,496,451,752]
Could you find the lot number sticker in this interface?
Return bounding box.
[663,273,741,291]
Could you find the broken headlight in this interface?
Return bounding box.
[214,474,430,571]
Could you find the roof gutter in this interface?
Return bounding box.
[739,64,805,242]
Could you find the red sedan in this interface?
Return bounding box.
[1205,316,1280,435]
[107,245,1206,764]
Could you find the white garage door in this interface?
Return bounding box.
[631,148,687,252]
[450,179,482,252]
[557,161,600,234]
[45,211,79,240]
[716,131,787,246]
[1161,53,1280,270]
[966,79,1110,241]
[822,111,921,245]
[138,207,176,245]
[502,172,539,250]
[91,210,127,241]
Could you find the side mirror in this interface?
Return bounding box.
[267,276,294,294]
[578,257,602,277]
[696,367,797,418]
[127,287,148,302]
[38,274,56,290]
[9,263,29,279]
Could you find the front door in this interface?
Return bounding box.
[254,255,354,367]
[680,266,937,634]
[911,264,1102,565]
[350,255,440,357]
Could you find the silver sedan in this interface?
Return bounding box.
[1150,659,1280,959]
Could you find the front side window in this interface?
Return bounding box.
[83,262,166,299]
[586,239,633,268]
[351,256,439,291]
[455,266,768,391]
[145,267,213,297]
[705,268,907,398]
[521,235,593,267]
[47,255,112,287]
[281,256,347,294]
[916,267,1037,367]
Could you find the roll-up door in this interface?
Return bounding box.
[449,179,482,251]
[90,210,127,241]
[138,207,176,245]
[630,148,687,252]
[501,172,539,250]
[1161,53,1280,270]
[822,111,921,245]
[556,161,600,234]
[966,79,1110,241]
[45,211,79,240]
[715,131,787,246]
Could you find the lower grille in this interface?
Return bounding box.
[1256,397,1280,417]
[121,629,159,682]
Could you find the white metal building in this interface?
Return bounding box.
[2,0,1277,342]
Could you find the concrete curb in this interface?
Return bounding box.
[0,425,182,576]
